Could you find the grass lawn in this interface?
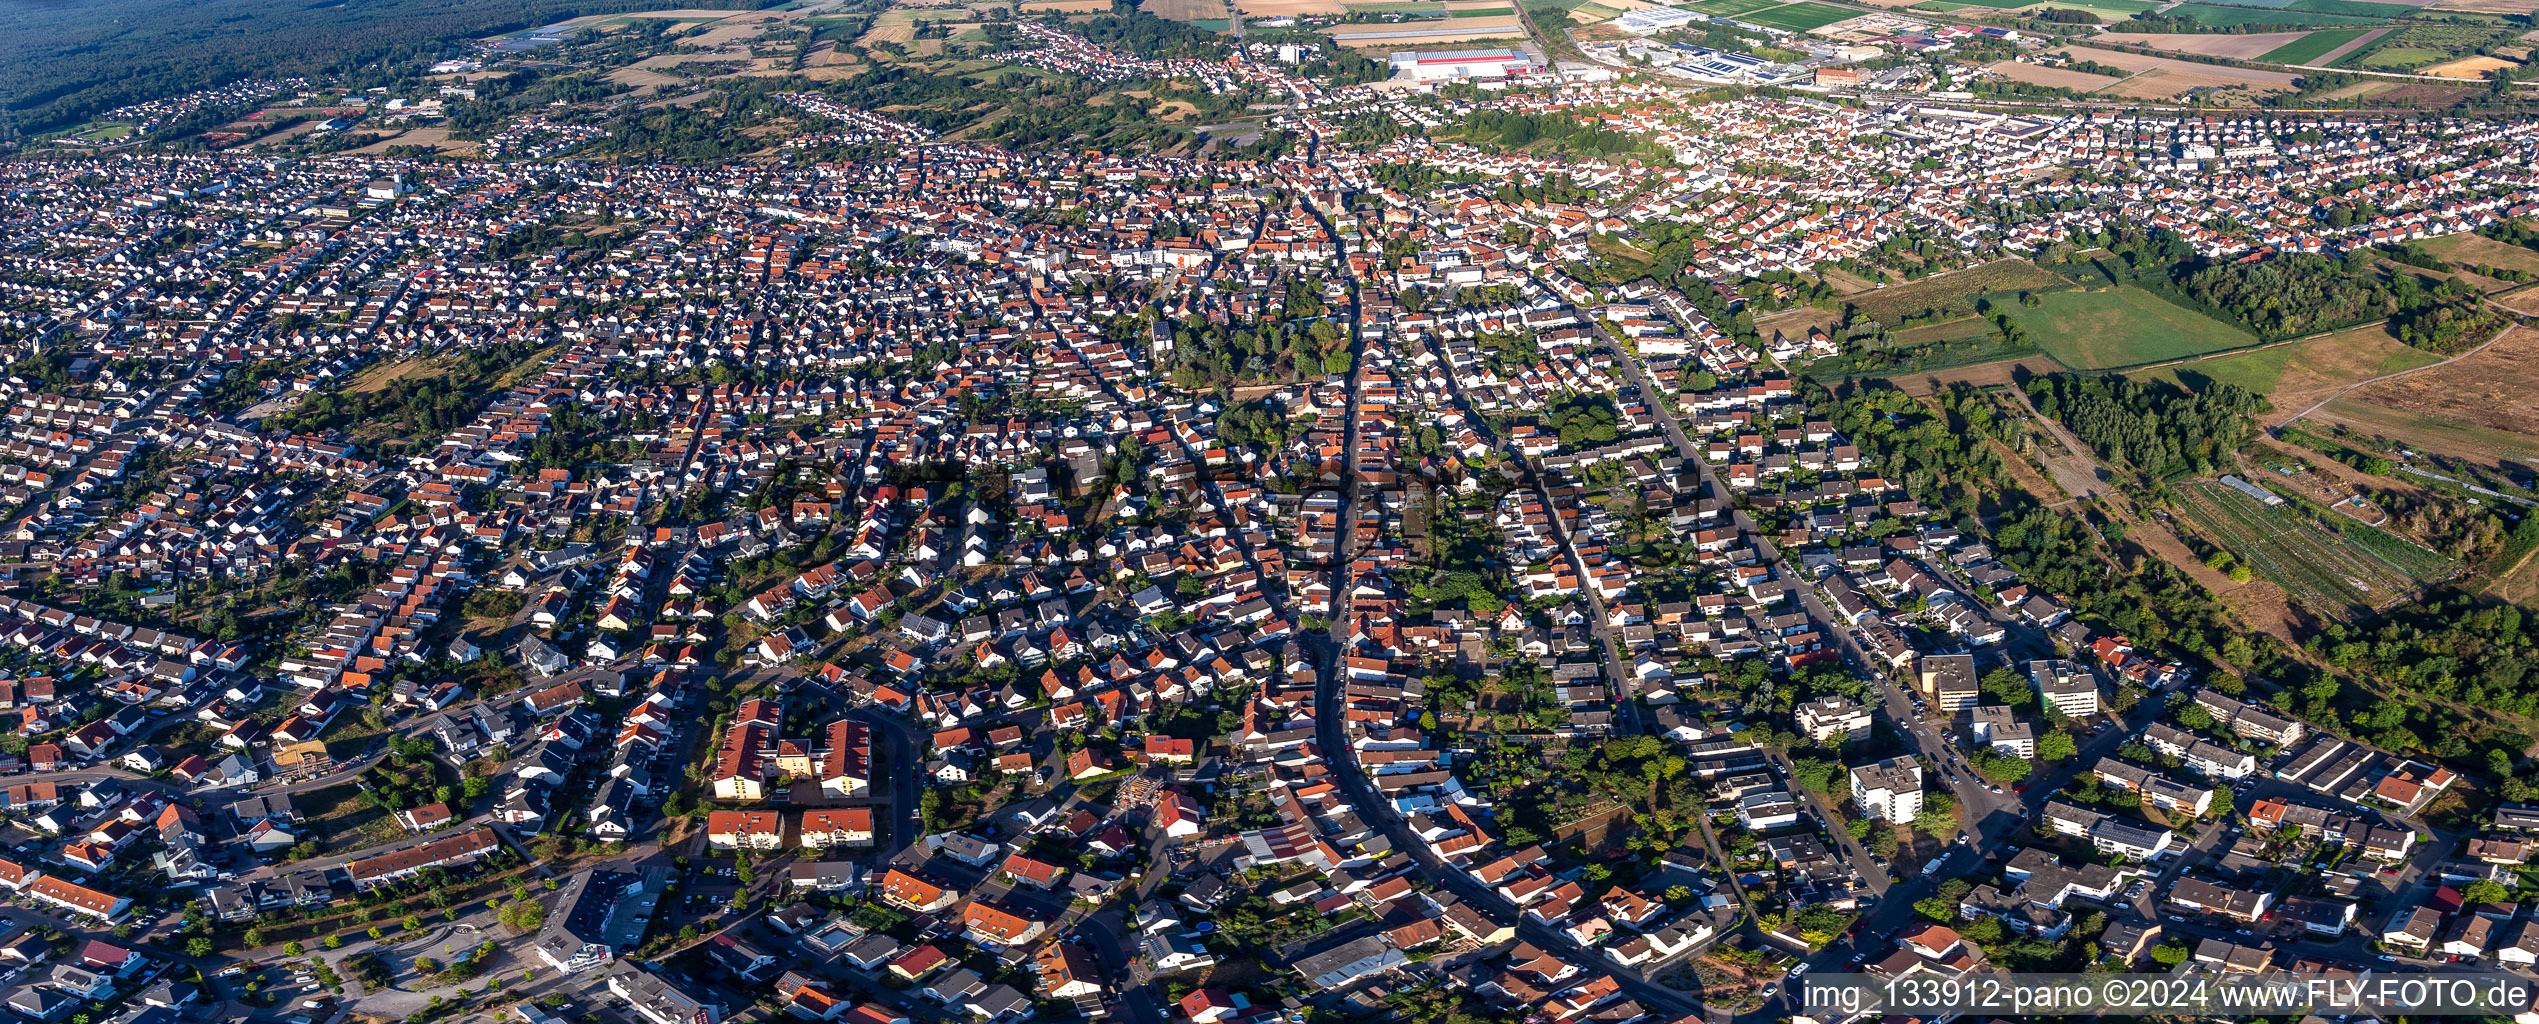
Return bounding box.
[2259,27,2373,63]
[2150,328,2438,396]
[2166,3,2390,26]
[2020,285,2259,370]
[1739,0,1858,28]
[2422,230,2539,279]
[294,782,404,852]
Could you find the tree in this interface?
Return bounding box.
[498,899,548,933]
[2177,704,2214,730]
[324,935,343,950]
[2149,944,2190,967]
[186,937,214,957]
[1912,804,1959,837]
[1913,897,1956,922]
[402,915,424,932]
[1980,668,2033,708]
[2462,879,2511,905]
[284,941,305,956]
[2037,731,2079,763]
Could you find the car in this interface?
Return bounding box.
[2378,955,2397,963]
[2166,916,2184,923]
[1790,964,1811,978]
[1760,983,1780,999]
[1989,785,2003,794]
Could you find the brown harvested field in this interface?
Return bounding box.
[807,42,863,66]
[1236,0,1344,13]
[2112,31,2309,59]
[1146,0,1233,18]
[2430,0,2539,11]
[2423,54,2518,78]
[2325,327,2539,464]
[1988,59,2125,91]
[562,8,740,25]
[2055,45,2300,94]
[348,128,480,157]
[608,66,688,88]
[859,21,919,44]
[1332,28,1528,45]
[690,15,787,45]
[1882,356,2069,397]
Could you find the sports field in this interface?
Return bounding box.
[2172,478,2455,617]
[2258,27,2375,62]
[2020,286,2258,369]
[1740,1,1860,28]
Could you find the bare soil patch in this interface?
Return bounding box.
[2056,44,2300,95]
[349,128,479,157]
[1989,60,2127,90]
[1882,356,2069,397]
[2422,54,2518,78]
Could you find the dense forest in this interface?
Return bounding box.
[2086,227,2504,351]
[2027,374,2263,479]
[0,0,755,138]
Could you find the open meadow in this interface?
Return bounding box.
[2019,285,2259,369]
[1839,258,2062,325]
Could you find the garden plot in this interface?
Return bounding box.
[2171,477,2456,617]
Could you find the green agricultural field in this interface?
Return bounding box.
[2166,3,2389,26]
[71,123,137,142]
[2258,27,2373,63]
[1941,0,2040,8]
[2172,478,2456,617]
[1682,0,1788,16]
[1911,2,1971,10]
[1740,1,1859,29]
[2019,285,2259,369]
[2283,0,2416,16]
